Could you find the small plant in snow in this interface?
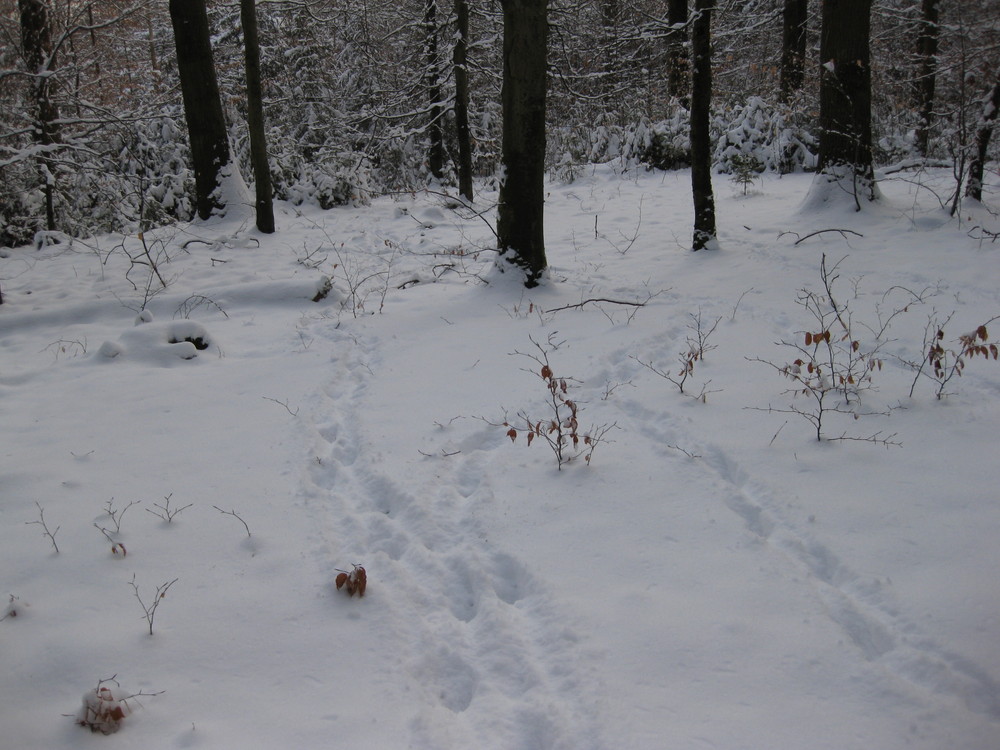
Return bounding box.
[730,154,763,195]
[907,314,1000,399]
[146,493,192,523]
[213,505,252,537]
[633,309,722,402]
[494,333,615,469]
[94,524,127,558]
[1,594,27,621]
[335,564,367,597]
[75,675,162,734]
[102,498,140,534]
[129,575,178,635]
[26,501,59,554]
[749,255,897,445]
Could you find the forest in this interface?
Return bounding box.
[2,0,999,269]
[3,3,1000,747]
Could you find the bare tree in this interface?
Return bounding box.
[496,0,548,287]
[18,0,61,231]
[453,0,474,200]
[423,0,445,180]
[814,0,877,209]
[690,0,716,250]
[666,0,689,105]
[780,0,808,102]
[912,0,940,157]
[966,71,1000,203]
[169,0,231,220]
[241,0,273,233]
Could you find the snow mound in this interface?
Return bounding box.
[97,314,216,366]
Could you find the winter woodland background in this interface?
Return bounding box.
[1,0,998,247]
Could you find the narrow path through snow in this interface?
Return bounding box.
[294,321,606,750]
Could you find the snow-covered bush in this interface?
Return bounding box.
[712,97,817,175]
[550,100,818,177]
[272,147,372,209]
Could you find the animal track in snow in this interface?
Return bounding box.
[699,445,1000,720]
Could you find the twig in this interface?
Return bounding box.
[262,396,299,417]
[544,297,647,314]
[103,498,140,534]
[26,501,59,554]
[667,444,702,459]
[731,287,754,321]
[418,448,462,458]
[94,524,127,557]
[213,506,251,537]
[781,228,864,245]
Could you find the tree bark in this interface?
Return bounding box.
[779,0,808,103]
[913,0,939,157]
[690,0,716,250]
[169,0,231,220]
[19,0,61,231]
[965,73,1000,203]
[667,0,689,106]
[496,0,548,287]
[817,0,876,207]
[424,0,444,180]
[241,0,274,233]
[453,0,474,201]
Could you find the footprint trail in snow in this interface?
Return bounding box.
[295,325,605,750]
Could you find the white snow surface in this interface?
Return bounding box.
[2,165,999,749]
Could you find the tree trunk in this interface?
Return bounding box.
[424,0,444,180]
[600,0,620,105]
[169,0,231,220]
[19,0,61,231]
[453,0,474,201]
[965,73,1000,203]
[817,0,876,208]
[241,0,274,233]
[690,0,716,250]
[496,0,548,287]
[913,0,939,157]
[667,0,689,106]
[779,0,808,103]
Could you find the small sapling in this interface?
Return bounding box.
[494,334,615,469]
[129,575,178,635]
[634,308,721,401]
[146,493,192,523]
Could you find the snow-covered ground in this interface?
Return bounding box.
[2,164,999,749]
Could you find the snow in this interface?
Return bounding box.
[2,164,999,749]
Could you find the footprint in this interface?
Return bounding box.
[418,645,479,713]
[489,552,531,605]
